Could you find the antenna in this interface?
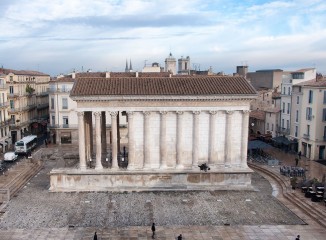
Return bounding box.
[144,60,148,67]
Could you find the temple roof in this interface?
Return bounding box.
[70,76,257,97]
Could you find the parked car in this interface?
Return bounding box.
[4,152,18,162]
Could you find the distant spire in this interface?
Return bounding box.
[129,59,133,71]
[125,59,129,72]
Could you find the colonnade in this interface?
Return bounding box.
[77,110,250,171]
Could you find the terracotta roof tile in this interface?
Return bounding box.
[70,76,257,96]
[1,68,49,76]
[296,78,326,87]
[250,110,265,120]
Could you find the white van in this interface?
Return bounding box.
[4,152,18,162]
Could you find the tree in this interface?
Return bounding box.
[26,84,35,94]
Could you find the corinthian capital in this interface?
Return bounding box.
[110,111,118,117]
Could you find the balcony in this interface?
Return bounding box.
[9,120,30,130]
[0,84,8,90]
[36,92,49,97]
[303,134,310,139]
[0,102,9,109]
[37,103,49,110]
[7,93,20,99]
[7,104,37,113]
[48,124,78,129]
[0,119,11,127]
[47,88,71,93]
[277,127,290,135]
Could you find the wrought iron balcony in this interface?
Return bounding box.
[303,134,310,139]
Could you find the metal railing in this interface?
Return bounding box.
[48,124,78,129]
[37,103,49,109]
[47,88,71,93]
[303,134,310,139]
[0,102,9,108]
[7,104,37,113]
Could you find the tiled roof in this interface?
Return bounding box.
[296,78,326,87]
[51,77,75,83]
[250,110,265,120]
[76,72,106,78]
[0,68,49,76]
[70,76,257,96]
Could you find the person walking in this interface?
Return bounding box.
[295,158,299,167]
[93,232,97,240]
[295,235,300,240]
[177,234,183,240]
[151,223,156,239]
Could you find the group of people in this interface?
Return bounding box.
[280,166,305,177]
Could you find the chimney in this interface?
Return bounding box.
[72,72,76,79]
[106,72,110,78]
[169,73,172,78]
[136,71,138,78]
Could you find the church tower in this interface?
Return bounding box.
[125,59,133,72]
[165,52,176,75]
[178,56,191,75]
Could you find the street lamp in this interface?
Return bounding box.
[89,158,92,168]
[106,158,108,168]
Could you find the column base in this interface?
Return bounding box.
[95,165,103,171]
[176,164,184,169]
[79,166,87,171]
[159,164,168,169]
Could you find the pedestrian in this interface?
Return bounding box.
[295,234,300,240]
[298,151,301,159]
[295,158,299,167]
[93,232,97,240]
[177,234,183,240]
[151,223,156,239]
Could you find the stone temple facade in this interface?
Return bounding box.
[49,74,257,192]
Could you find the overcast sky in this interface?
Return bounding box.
[0,0,325,76]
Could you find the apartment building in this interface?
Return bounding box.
[0,68,50,144]
[0,73,10,152]
[294,77,326,160]
[48,72,127,145]
[280,68,316,137]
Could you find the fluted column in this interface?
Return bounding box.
[241,110,250,168]
[159,111,168,169]
[77,112,86,170]
[94,111,103,170]
[176,111,184,169]
[209,111,218,166]
[127,111,135,170]
[110,111,119,170]
[225,110,234,167]
[192,111,200,167]
[143,111,151,169]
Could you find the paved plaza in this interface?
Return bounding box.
[0,146,325,239]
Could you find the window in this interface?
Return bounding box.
[308,90,313,103]
[296,110,299,122]
[63,116,69,128]
[307,125,310,135]
[267,123,269,130]
[51,98,54,110]
[287,103,290,114]
[271,124,274,131]
[10,100,14,109]
[295,126,298,137]
[283,87,285,94]
[286,120,289,129]
[288,87,290,95]
[306,107,312,120]
[51,115,55,125]
[61,132,72,144]
[10,76,13,81]
[282,119,284,128]
[269,113,271,117]
[324,91,326,104]
[9,86,14,94]
[62,98,68,109]
[282,102,285,113]
[324,126,326,139]
[297,96,299,104]
[323,109,326,122]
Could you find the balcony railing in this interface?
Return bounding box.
[47,88,71,93]
[36,92,49,97]
[0,119,11,127]
[48,124,78,129]
[0,102,9,108]
[277,127,290,135]
[9,120,30,130]
[7,93,20,98]
[0,84,8,89]
[303,134,310,139]
[37,103,49,109]
[7,104,37,113]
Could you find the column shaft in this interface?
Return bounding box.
[77,112,86,170]
[225,111,234,167]
[176,111,184,169]
[94,112,103,170]
[160,111,168,169]
[127,111,135,170]
[241,110,250,168]
[192,111,200,167]
[143,112,151,168]
[101,111,107,155]
[111,112,119,169]
[209,111,217,166]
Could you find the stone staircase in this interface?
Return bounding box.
[0,160,43,207]
[249,163,326,228]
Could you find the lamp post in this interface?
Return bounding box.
[106,158,108,168]
[89,158,92,168]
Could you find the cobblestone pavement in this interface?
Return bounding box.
[0,145,325,239]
